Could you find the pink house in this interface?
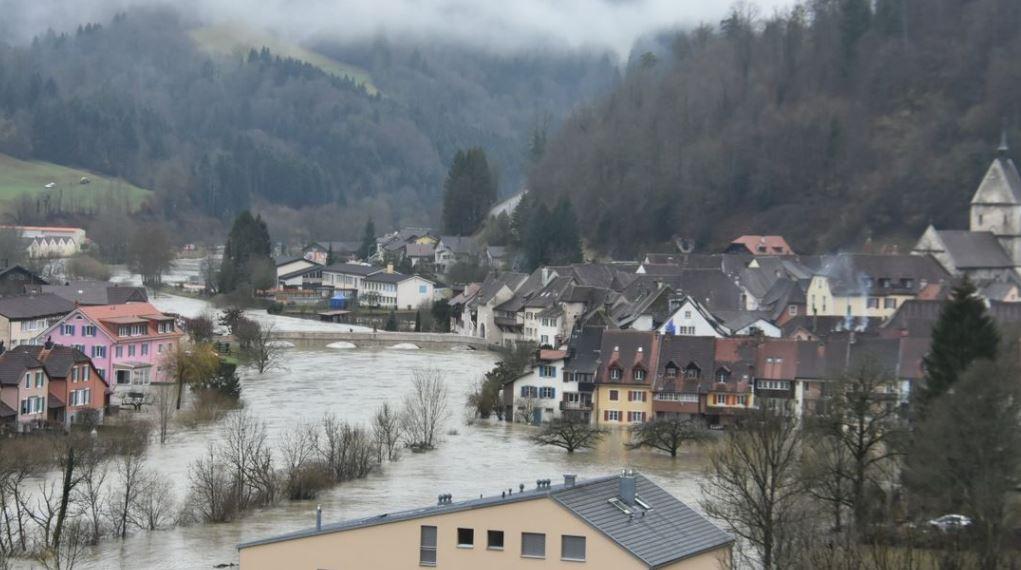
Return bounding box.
[38,302,183,404]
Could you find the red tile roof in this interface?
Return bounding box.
[78,303,181,339]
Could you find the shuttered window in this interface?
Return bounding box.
[561,535,586,561]
[521,532,545,558]
[420,525,437,566]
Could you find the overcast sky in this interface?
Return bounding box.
[1,0,797,55]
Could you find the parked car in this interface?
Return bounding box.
[927,514,972,531]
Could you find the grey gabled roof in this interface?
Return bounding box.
[238,472,731,566]
[38,281,148,306]
[935,230,1014,269]
[0,293,75,319]
[320,263,380,277]
[553,474,733,567]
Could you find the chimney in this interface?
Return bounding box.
[386,263,394,274]
[316,505,322,531]
[564,474,577,487]
[619,468,637,506]
[44,336,53,350]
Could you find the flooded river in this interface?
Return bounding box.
[53,294,710,569]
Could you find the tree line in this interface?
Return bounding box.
[529,0,1021,257]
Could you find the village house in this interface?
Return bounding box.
[360,271,435,310]
[724,235,795,256]
[2,225,87,258]
[651,335,715,421]
[434,236,481,274]
[0,264,47,295]
[656,295,730,338]
[30,280,148,305]
[38,302,183,406]
[471,272,530,343]
[11,343,108,427]
[706,338,756,425]
[593,331,657,426]
[238,471,733,570]
[405,243,436,267]
[559,326,602,422]
[321,263,382,298]
[277,264,325,292]
[0,293,75,348]
[302,241,360,265]
[374,228,438,264]
[914,136,1021,280]
[805,254,950,319]
[501,349,568,423]
[0,347,51,432]
[275,255,319,279]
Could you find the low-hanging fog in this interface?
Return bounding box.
[1,0,796,55]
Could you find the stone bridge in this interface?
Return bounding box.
[268,330,493,351]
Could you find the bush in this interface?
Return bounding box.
[266,302,285,315]
[66,255,112,281]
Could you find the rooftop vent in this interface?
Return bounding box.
[437,493,453,505]
[535,478,552,489]
[563,474,577,487]
[619,468,637,506]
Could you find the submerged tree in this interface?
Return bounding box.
[627,417,708,457]
[531,417,607,453]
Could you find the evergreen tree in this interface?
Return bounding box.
[414,310,422,332]
[549,197,583,265]
[442,148,497,235]
[326,243,335,265]
[384,310,398,331]
[357,218,376,261]
[919,277,999,408]
[218,211,272,293]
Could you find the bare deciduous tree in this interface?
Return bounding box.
[627,417,709,457]
[319,414,375,481]
[133,472,176,531]
[71,462,106,545]
[530,417,607,453]
[106,453,145,539]
[700,407,805,570]
[245,323,282,374]
[280,421,328,501]
[514,396,540,424]
[152,383,177,444]
[400,369,450,450]
[371,403,402,462]
[35,518,89,570]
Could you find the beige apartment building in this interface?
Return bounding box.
[239,471,732,570]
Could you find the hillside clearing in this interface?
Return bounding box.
[190,25,379,96]
[0,153,150,211]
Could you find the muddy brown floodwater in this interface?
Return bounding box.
[57,295,712,569]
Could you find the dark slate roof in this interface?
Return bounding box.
[655,335,716,392]
[0,265,47,285]
[641,253,724,269]
[782,315,882,338]
[553,474,733,567]
[816,254,950,296]
[635,270,743,311]
[0,293,75,319]
[438,236,480,256]
[279,265,323,280]
[476,272,528,305]
[0,350,43,386]
[935,230,1014,269]
[273,255,303,266]
[598,330,658,383]
[39,282,148,306]
[0,401,14,418]
[11,344,93,380]
[320,263,380,277]
[239,472,732,566]
[565,326,605,375]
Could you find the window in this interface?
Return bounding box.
[521,532,545,558]
[867,297,880,309]
[457,528,474,548]
[626,411,647,423]
[73,344,85,353]
[487,530,504,550]
[83,325,97,336]
[520,386,538,398]
[128,344,136,357]
[684,365,700,380]
[420,525,437,566]
[901,278,914,289]
[788,304,798,316]
[884,298,897,309]
[115,346,123,358]
[24,373,29,389]
[633,368,646,382]
[605,410,621,421]
[758,379,791,390]
[538,387,556,399]
[627,390,646,402]
[92,346,106,359]
[878,278,891,288]
[736,395,748,406]
[539,365,557,378]
[608,390,619,401]
[609,367,621,381]
[665,364,678,377]
[419,285,428,294]
[141,343,149,356]
[683,310,692,319]
[561,535,586,561]
[34,371,43,387]
[62,324,75,336]
[714,394,726,405]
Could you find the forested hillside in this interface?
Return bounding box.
[0,8,616,238]
[529,0,1021,257]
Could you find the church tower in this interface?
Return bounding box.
[970,131,1021,269]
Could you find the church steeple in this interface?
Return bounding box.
[999,127,1010,159]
